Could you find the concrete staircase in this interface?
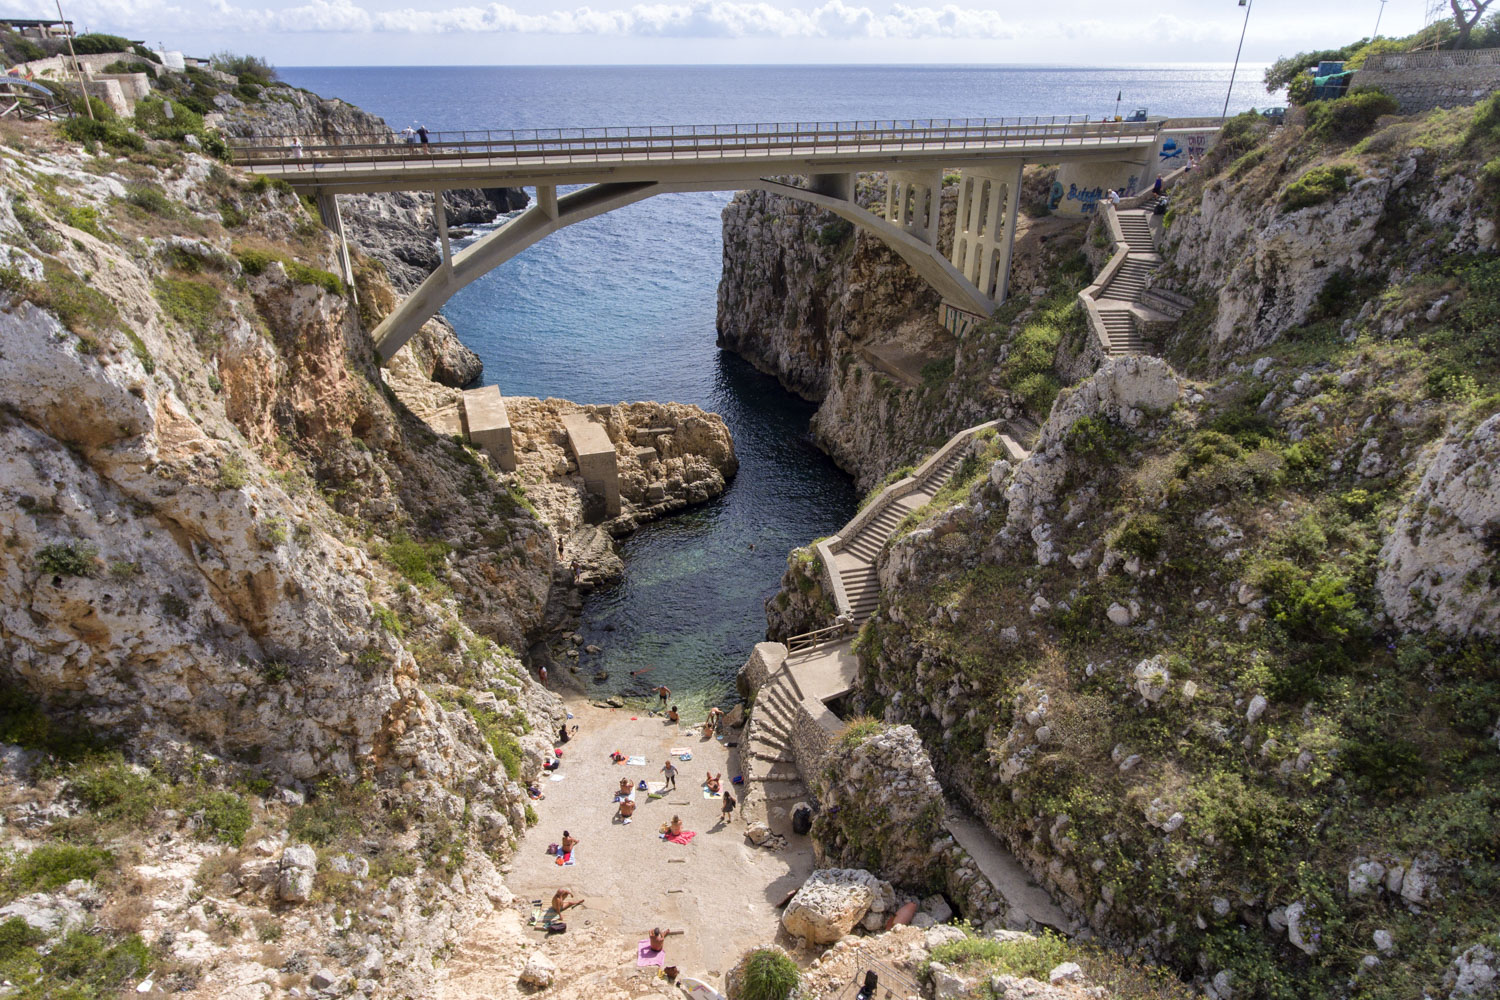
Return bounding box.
[836,446,967,624]
[740,671,812,822]
[1083,206,1178,358]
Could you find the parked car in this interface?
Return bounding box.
[1260,106,1287,125]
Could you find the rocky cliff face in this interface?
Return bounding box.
[220,83,529,388]
[825,101,1500,998]
[717,169,1082,492]
[0,119,562,996]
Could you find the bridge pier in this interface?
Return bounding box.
[433,191,453,267]
[950,160,1023,303]
[314,190,357,301]
[886,170,943,247]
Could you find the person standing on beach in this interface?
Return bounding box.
[660,759,678,790]
[656,684,671,708]
[720,788,736,824]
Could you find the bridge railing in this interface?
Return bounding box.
[227,116,1163,173]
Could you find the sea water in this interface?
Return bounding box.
[278,64,1263,708]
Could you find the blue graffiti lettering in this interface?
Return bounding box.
[1048,180,1064,211]
[1066,183,1105,214]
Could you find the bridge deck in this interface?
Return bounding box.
[231,116,1163,191]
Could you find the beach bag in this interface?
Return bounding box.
[731,775,744,785]
[546,843,559,855]
[792,805,812,836]
[637,780,649,791]
[547,920,567,934]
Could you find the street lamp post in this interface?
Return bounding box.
[1223,0,1254,120]
[1373,0,1389,39]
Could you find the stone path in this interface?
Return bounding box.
[945,813,1069,932]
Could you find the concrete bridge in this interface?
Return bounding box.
[230,116,1171,359]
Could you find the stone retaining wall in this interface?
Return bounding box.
[1354,49,1500,112]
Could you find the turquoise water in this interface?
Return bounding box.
[279,65,1256,708]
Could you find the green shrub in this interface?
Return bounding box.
[1306,90,1400,142]
[20,260,122,340]
[8,37,45,62]
[68,756,161,823]
[70,33,132,55]
[460,695,524,778]
[211,52,279,80]
[233,247,344,297]
[35,929,150,997]
[1112,512,1164,560]
[929,930,1073,979]
[0,916,44,963]
[1469,91,1500,147]
[188,789,252,846]
[1280,165,1357,211]
[838,715,884,749]
[217,456,250,490]
[383,534,450,589]
[815,218,854,247]
[1065,415,1128,460]
[36,542,98,577]
[6,844,114,894]
[0,689,100,760]
[100,59,154,77]
[60,116,143,153]
[739,948,799,1000]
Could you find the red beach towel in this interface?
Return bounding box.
[664,830,696,845]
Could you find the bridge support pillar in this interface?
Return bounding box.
[886,170,943,247]
[536,184,558,219]
[314,190,357,302]
[949,160,1024,303]
[433,191,452,268]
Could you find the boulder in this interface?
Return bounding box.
[0,893,87,936]
[781,869,893,945]
[929,961,976,999]
[1132,656,1170,703]
[519,950,557,987]
[278,843,318,903]
[924,925,969,950]
[1446,942,1496,998]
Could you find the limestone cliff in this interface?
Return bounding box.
[220,83,529,388]
[825,99,1500,998]
[0,117,562,997]
[717,168,1082,492]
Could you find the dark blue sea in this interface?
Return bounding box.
[278,65,1262,709]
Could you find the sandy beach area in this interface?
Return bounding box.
[437,699,815,998]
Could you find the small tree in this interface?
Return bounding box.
[1445,0,1498,46]
[210,51,278,82]
[739,949,799,1000]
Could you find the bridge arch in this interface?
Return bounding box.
[360,173,1005,362]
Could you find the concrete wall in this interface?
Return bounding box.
[1049,126,1219,216]
[562,413,620,519]
[1353,48,1500,113]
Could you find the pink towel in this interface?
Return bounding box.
[664,830,696,845]
[637,941,666,967]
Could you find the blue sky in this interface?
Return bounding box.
[43,0,1429,65]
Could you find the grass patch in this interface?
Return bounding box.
[36,542,98,577]
[4,844,114,896]
[154,275,222,342]
[837,715,884,749]
[233,246,345,297]
[739,948,799,1000]
[382,533,451,590]
[1280,165,1358,212]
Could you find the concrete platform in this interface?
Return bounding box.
[562,412,620,518]
[460,386,515,471]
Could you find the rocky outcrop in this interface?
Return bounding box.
[0,132,561,994]
[1161,124,1497,361]
[718,170,1080,490]
[811,725,945,887]
[999,356,1182,567]
[220,84,530,387]
[1379,413,1500,634]
[781,868,896,944]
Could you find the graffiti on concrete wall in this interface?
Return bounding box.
[1159,137,1182,164]
[1049,181,1106,214]
[1187,133,1209,160]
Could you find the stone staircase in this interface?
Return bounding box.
[1082,206,1186,358]
[740,668,813,821]
[836,446,967,624]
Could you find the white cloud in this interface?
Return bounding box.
[61,0,1018,39]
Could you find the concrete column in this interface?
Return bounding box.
[950,174,972,272]
[978,178,1006,299]
[315,189,356,301]
[536,184,558,219]
[434,192,452,268]
[966,181,986,283]
[994,160,1024,303]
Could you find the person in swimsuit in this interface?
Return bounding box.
[560,830,579,853]
[552,888,584,913]
[668,705,679,723]
[649,927,671,951]
[618,797,636,822]
[662,815,682,836]
[618,777,632,798]
[705,772,721,794]
[720,788,736,823]
[660,760,677,789]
